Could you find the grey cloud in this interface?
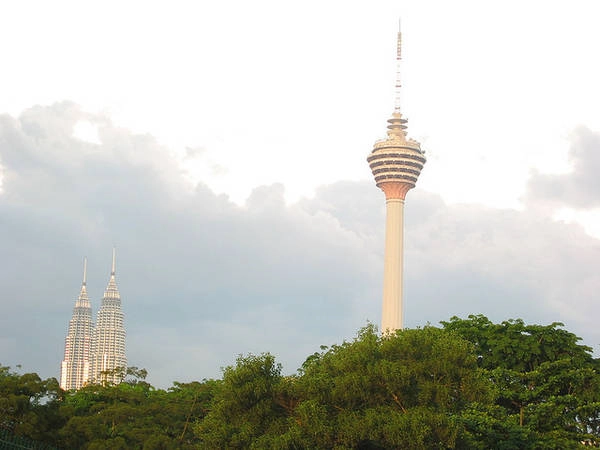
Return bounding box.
[184,146,206,159]
[404,191,600,332]
[1,103,600,388]
[0,103,376,386]
[526,126,600,208]
[298,183,600,361]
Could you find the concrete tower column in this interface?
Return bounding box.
[382,197,403,332]
[380,183,411,331]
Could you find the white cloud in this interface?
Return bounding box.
[72,120,101,145]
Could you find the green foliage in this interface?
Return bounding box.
[278,325,492,449]
[442,315,600,446]
[194,319,600,448]
[0,365,63,445]
[441,315,593,372]
[58,373,216,449]
[196,326,493,449]
[455,403,537,449]
[3,315,600,448]
[196,353,291,449]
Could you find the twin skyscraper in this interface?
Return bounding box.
[60,249,126,390]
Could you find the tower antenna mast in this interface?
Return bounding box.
[394,19,402,113]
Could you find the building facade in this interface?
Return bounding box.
[60,258,93,390]
[90,249,127,385]
[367,26,426,332]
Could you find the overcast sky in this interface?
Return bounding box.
[2,1,600,388]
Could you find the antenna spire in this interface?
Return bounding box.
[111,247,116,276]
[394,20,402,113]
[82,257,87,286]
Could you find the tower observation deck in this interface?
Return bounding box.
[367,24,426,332]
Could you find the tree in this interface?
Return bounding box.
[58,372,215,449]
[196,353,293,449]
[195,326,495,449]
[4,315,599,448]
[0,365,63,445]
[442,315,600,447]
[283,325,493,449]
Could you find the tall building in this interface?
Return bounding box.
[90,249,127,384]
[60,258,93,390]
[367,25,426,332]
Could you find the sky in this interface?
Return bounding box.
[1,1,600,388]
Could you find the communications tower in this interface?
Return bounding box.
[367,24,426,332]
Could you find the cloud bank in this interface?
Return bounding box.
[1,103,599,387]
[526,126,600,209]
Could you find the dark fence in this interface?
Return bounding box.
[0,429,57,450]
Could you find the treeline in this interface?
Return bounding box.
[2,315,600,449]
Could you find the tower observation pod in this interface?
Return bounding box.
[367,24,426,333]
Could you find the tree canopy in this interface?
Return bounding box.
[2,316,599,449]
[442,315,600,448]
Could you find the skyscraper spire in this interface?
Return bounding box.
[111,247,116,276]
[104,247,119,299]
[367,22,426,332]
[75,257,89,308]
[60,257,94,390]
[82,256,87,286]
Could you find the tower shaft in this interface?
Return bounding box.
[382,197,404,331]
